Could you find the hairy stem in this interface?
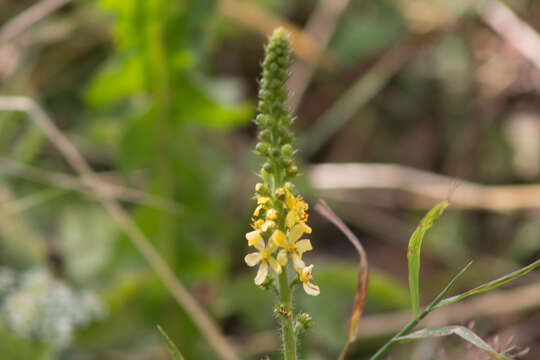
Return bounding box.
[278,270,296,360]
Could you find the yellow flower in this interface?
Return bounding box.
[270,223,312,271]
[253,196,270,216]
[266,208,279,221]
[245,231,283,285]
[252,218,275,233]
[298,264,320,296]
[285,193,309,228]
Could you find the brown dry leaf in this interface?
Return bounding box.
[315,200,369,360]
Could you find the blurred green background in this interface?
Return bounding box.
[1,0,540,359]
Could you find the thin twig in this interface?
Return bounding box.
[286,0,350,112]
[1,188,66,215]
[0,96,239,360]
[310,162,540,211]
[0,157,184,213]
[476,0,540,70]
[0,0,72,45]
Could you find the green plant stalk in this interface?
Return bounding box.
[369,261,472,360]
[274,164,296,359]
[368,302,431,360]
[278,270,296,360]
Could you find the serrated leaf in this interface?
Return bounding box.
[408,201,450,316]
[394,325,512,360]
[434,258,540,310]
[315,200,369,360]
[157,325,185,360]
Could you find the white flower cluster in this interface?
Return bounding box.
[0,267,105,349]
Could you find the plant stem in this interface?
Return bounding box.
[369,262,472,360]
[337,341,351,360]
[368,306,429,360]
[278,270,296,360]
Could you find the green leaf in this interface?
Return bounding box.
[157,325,185,360]
[408,201,450,316]
[394,325,511,360]
[434,258,540,309]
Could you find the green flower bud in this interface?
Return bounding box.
[281,144,293,156]
[288,165,298,176]
[259,129,271,142]
[255,114,267,126]
[284,182,295,192]
[255,142,268,155]
[296,313,313,331]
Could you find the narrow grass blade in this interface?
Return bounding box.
[434,258,540,310]
[157,325,185,360]
[315,200,369,360]
[428,261,473,311]
[408,201,450,316]
[394,325,511,360]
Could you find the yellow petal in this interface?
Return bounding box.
[270,229,287,247]
[300,264,314,282]
[253,204,264,216]
[244,253,262,267]
[246,230,261,244]
[267,239,278,253]
[296,239,312,255]
[246,231,265,251]
[257,196,270,205]
[251,219,265,231]
[288,223,306,242]
[285,210,296,228]
[285,192,296,208]
[268,257,282,274]
[277,249,288,266]
[301,222,312,234]
[303,281,320,296]
[254,262,268,285]
[261,220,275,232]
[292,253,305,271]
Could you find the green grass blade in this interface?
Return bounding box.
[428,261,473,311]
[157,325,185,360]
[394,325,511,360]
[434,258,540,310]
[407,201,450,316]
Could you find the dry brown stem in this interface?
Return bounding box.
[310,162,540,212]
[0,0,72,45]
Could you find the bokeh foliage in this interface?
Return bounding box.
[1,0,540,359]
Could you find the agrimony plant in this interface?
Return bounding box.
[244,28,318,360]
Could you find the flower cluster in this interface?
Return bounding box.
[0,267,105,349]
[244,28,319,296]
